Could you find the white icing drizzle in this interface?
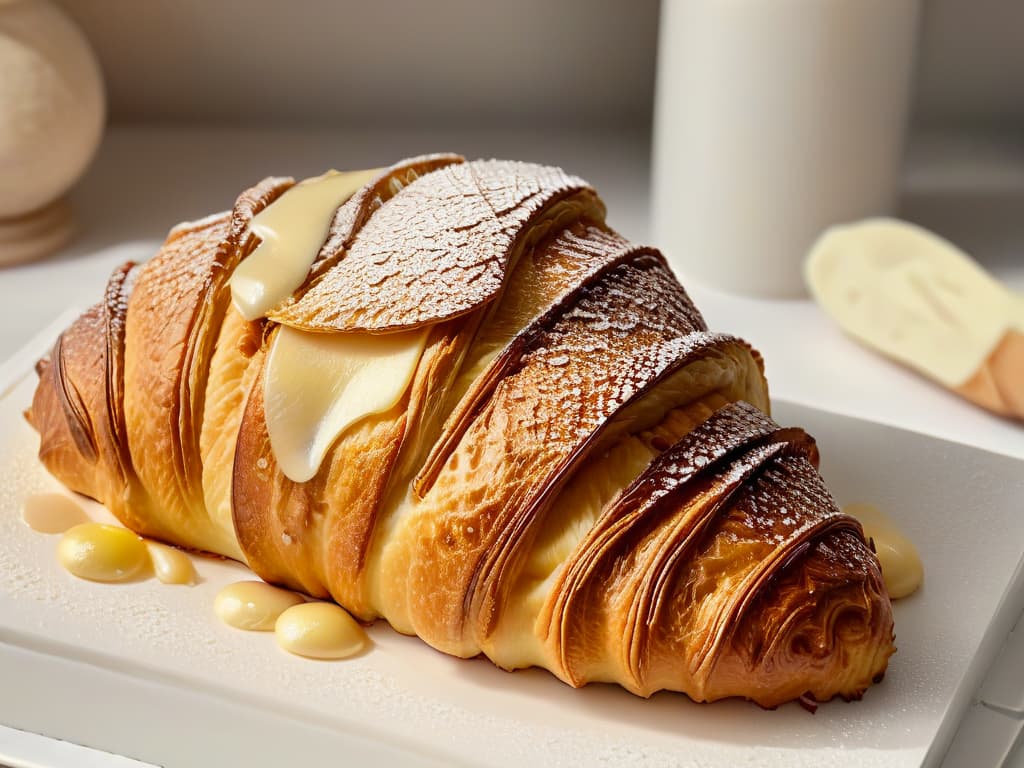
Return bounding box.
[227,164,433,483]
[265,325,428,483]
[230,167,381,321]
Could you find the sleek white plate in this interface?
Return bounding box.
[1,332,1022,768]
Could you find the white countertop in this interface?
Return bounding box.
[1,125,1021,465]
[0,125,1022,766]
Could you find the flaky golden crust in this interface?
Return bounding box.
[415,210,627,495]
[120,177,292,557]
[533,402,893,705]
[27,263,143,525]
[273,160,597,332]
[708,528,893,707]
[232,316,471,616]
[28,155,895,708]
[270,153,465,327]
[232,356,406,604]
[394,256,758,656]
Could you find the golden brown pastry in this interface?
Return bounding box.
[27,154,894,707]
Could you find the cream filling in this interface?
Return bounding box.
[145,541,196,585]
[843,503,923,599]
[57,523,148,583]
[230,168,381,321]
[274,602,368,660]
[806,218,1024,387]
[264,325,428,483]
[214,581,304,631]
[224,165,428,484]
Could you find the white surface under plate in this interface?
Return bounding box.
[1,336,1023,768]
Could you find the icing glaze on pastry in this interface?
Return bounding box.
[230,168,380,321]
[264,325,428,482]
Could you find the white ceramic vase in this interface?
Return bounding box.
[0,0,105,264]
[652,0,922,298]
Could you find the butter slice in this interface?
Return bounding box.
[265,325,427,483]
[806,218,1022,387]
[230,168,381,321]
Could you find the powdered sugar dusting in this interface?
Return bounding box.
[417,222,694,494]
[271,155,465,329]
[545,400,875,695]
[619,402,783,509]
[278,160,592,331]
[688,453,862,675]
[407,250,721,639]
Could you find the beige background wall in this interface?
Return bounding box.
[54,0,658,129]
[56,0,1024,134]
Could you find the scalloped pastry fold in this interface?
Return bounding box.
[271,159,599,332]
[27,155,894,708]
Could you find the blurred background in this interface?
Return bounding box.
[44,0,1024,260]
[54,0,1024,136]
[1,0,1021,452]
[0,0,1006,282]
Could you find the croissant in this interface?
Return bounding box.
[27,154,894,707]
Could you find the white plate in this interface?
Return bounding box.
[1,332,1023,768]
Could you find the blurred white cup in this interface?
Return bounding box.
[652,0,921,298]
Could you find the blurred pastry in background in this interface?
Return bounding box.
[806,218,1024,422]
[0,0,105,266]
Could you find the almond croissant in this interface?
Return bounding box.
[27,154,894,707]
